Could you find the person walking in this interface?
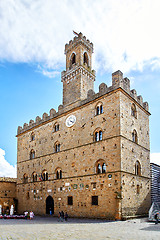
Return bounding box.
[61,211,64,221]
[49,208,52,215]
[24,211,28,220]
[64,212,68,221]
[155,212,159,224]
[58,211,63,222]
[30,211,34,220]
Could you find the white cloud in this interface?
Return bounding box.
[0,0,160,75]
[150,153,160,166]
[0,148,16,178]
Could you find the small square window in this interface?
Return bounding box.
[92,196,98,205]
[68,196,73,205]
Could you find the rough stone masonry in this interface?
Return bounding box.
[15,32,151,219]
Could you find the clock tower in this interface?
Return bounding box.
[61,32,96,106]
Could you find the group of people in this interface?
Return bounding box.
[24,210,34,220]
[58,211,68,222]
[21,210,159,224]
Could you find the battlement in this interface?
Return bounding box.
[17,70,149,136]
[17,108,58,135]
[0,177,17,183]
[65,32,94,54]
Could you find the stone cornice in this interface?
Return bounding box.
[61,65,95,83]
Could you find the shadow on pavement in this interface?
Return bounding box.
[0,216,114,225]
[141,224,160,232]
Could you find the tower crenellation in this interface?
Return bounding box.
[65,32,93,56]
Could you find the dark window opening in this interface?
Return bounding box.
[100,105,103,114]
[70,53,76,69]
[131,103,137,118]
[68,196,73,205]
[135,161,141,176]
[92,196,98,205]
[54,124,59,132]
[30,150,35,160]
[95,130,103,142]
[97,106,100,115]
[132,130,138,143]
[31,133,35,141]
[60,170,62,179]
[42,171,48,181]
[56,171,59,179]
[102,163,106,173]
[97,164,101,174]
[72,54,76,64]
[83,52,89,66]
[96,104,103,115]
[55,143,60,153]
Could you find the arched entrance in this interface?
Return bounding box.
[46,196,54,214]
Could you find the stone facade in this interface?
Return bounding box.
[0,177,17,214]
[16,32,151,219]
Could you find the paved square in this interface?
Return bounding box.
[0,217,160,240]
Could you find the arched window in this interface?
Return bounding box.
[30,149,35,160]
[42,170,48,181]
[31,132,35,141]
[94,129,103,142]
[32,172,37,182]
[95,160,106,174]
[95,102,103,115]
[132,130,138,143]
[70,53,76,69]
[83,52,89,67]
[56,168,62,179]
[135,161,141,176]
[54,123,59,132]
[131,103,137,118]
[23,173,28,183]
[55,142,60,153]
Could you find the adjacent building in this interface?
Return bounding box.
[0,177,17,215]
[150,163,160,203]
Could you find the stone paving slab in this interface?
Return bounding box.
[0,217,160,240]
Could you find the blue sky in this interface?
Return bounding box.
[0,0,160,177]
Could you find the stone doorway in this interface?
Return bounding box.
[46,196,54,214]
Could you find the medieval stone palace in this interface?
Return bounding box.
[15,32,151,219]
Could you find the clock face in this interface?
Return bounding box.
[66,115,76,127]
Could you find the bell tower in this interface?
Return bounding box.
[61,32,96,106]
